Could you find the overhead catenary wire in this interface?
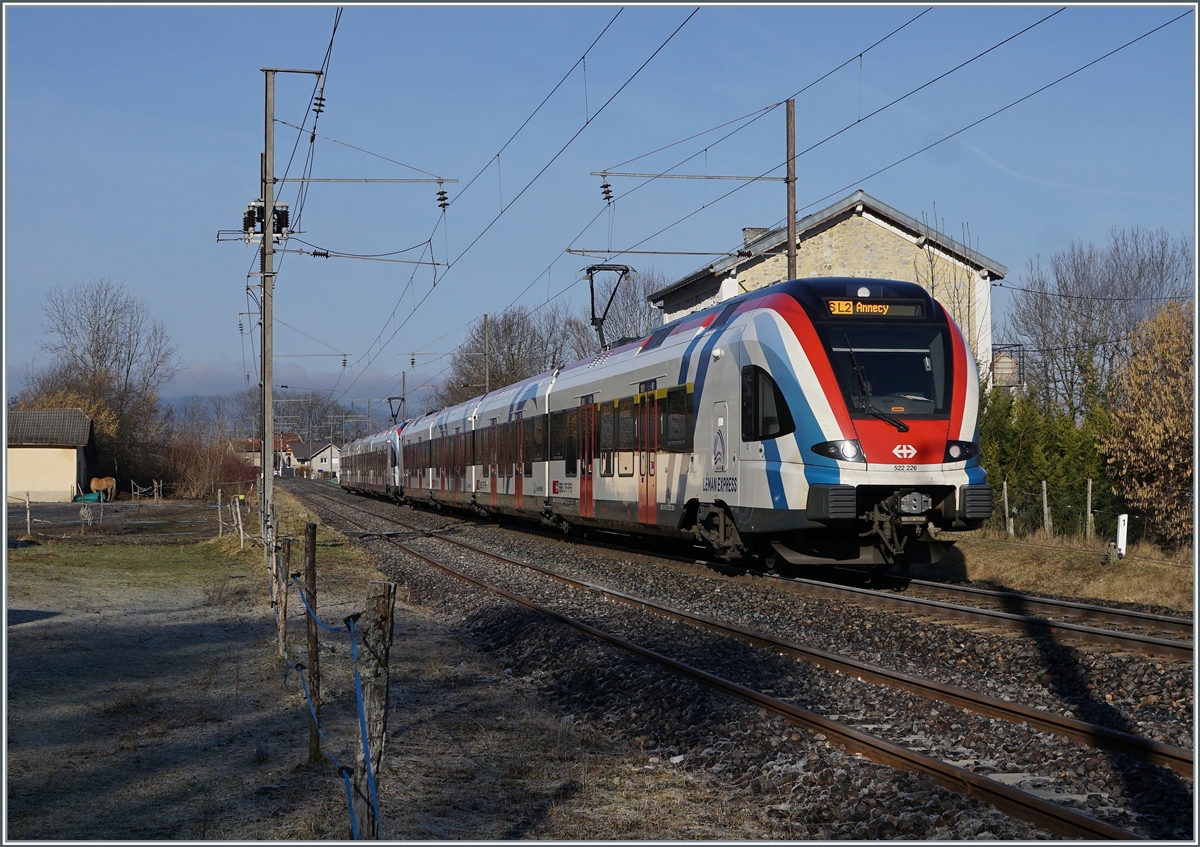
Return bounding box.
[332,10,697,404]
[595,9,1190,277]
[990,281,1193,303]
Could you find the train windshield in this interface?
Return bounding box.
[822,325,952,420]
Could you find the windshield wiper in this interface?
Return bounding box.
[844,335,909,433]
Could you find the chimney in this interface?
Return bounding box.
[742,227,769,246]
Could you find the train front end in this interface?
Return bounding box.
[751,278,992,569]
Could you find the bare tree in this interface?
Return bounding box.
[273,389,351,445]
[429,303,579,410]
[1002,227,1193,417]
[914,207,981,356]
[15,278,181,481]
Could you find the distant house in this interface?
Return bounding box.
[231,432,302,468]
[286,441,340,478]
[6,409,97,502]
[647,189,1007,375]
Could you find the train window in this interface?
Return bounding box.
[642,325,672,352]
[500,422,512,478]
[532,414,546,462]
[550,410,565,460]
[521,416,533,477]
[617,397,636,450]
[709,301,741,332]
[564,408,578,476]
[599,401,615,476]
[477,427,489,468]
[822,326,950,418]
[741,366,796,441]
[617,397,635,477]
[665,386,694,452]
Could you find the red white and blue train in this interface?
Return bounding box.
[340,277,992,573]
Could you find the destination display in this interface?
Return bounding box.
[826,299,924,318]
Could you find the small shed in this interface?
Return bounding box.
[6,409,97,502]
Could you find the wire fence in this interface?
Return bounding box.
[272,525,395,840]
[989,477,1163,547]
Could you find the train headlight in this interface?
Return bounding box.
[812,440,865,463]
[944,441,980,462]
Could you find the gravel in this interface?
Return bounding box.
[304,486,1194,840]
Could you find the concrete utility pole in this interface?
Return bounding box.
[786,98,797,280]
[260,67,324,568]
[483,314,489,393]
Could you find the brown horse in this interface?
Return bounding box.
[89,477,116,502]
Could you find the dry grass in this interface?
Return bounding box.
[917,529,1194,613]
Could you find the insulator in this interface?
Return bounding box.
[238,320,244,334]
[342,356,347,368]
[274,207,289,233]
[437,189,448,210]
[313,94,326,115]
[313,249,330,259]
[601,180,612,202]
[243,209,255,232]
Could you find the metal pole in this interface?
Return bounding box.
[262,69,276,573]
[786,98,797,281]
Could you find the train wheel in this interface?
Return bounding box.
[754,542,780,575]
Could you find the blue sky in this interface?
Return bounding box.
[4,4,1195,411]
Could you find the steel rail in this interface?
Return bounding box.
[307,490,1147,839]
[885,576,1194,638]
[778,575,1193,661]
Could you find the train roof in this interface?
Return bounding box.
[407,277,944,428]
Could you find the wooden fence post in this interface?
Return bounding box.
[351,581,397,840]
[305,522,321,765]
[218,490,224,537]
[1042,480,1052,536]
[278,537,291,659]
[1002,481,1013,537]
[25,492,31,537]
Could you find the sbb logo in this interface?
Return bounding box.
[892,444,917,459]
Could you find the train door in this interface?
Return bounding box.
[637,384,658,525]
[514,415,524,510]
[578,397,595,519]
[489,420,499,510]
[712,401,729,473]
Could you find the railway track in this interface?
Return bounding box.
[764,574,1193,662]
[295,484,1189,838]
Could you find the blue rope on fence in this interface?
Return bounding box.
[282,571,386,838]
[347,616,381,832]
[291,663,359,839]
[289,573,347,633]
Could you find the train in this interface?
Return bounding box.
[340,277,993,574]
